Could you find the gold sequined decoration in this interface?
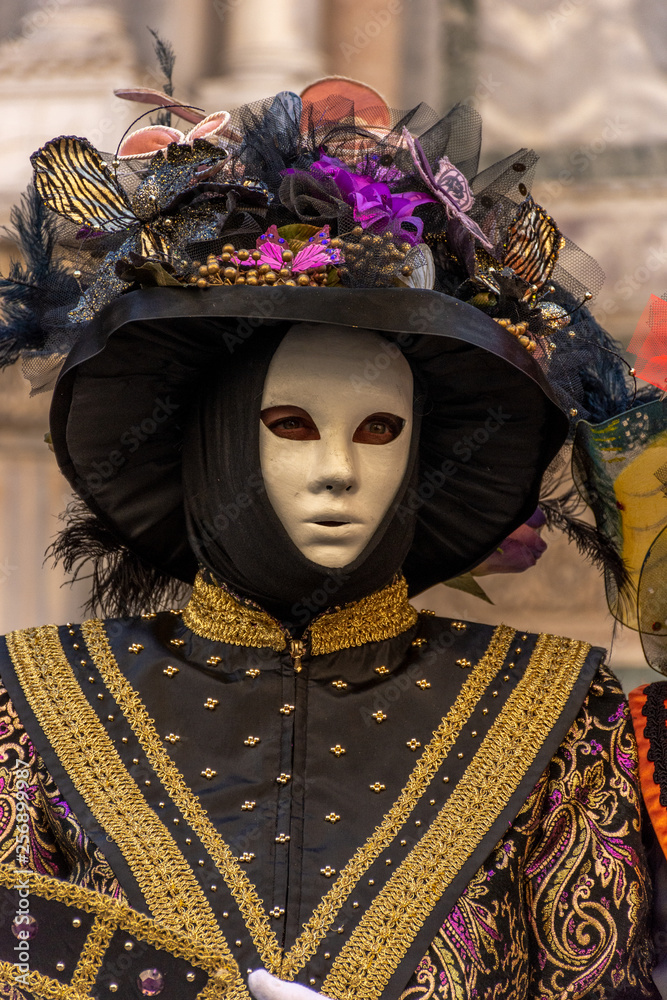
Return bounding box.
[81,619,282,974]
[0,863,243,1000]
[322,632,590,1000]
[182,573,417,653]
[5,626,242,983]
[279,625,515,976]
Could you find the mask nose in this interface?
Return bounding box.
[311,438,356,495]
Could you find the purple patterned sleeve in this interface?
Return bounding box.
[400,664,658,999]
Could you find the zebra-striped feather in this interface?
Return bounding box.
[504,196,564,289]
[31,136,136,233]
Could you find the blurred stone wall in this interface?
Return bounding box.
[0,0,663,685]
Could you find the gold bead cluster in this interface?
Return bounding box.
[336,227,412,286]
[495,317,537,353]
[185,245,331,289]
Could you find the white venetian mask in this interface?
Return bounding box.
[259,324,413,568]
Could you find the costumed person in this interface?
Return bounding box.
[569,292,667,998]
[0,47,659,999]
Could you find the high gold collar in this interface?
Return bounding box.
[181,574,418,654]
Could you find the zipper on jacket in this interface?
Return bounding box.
[289,639,306,673]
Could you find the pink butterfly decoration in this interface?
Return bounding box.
[232,225,343,272]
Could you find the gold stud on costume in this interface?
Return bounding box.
[416,679,431,689]
[330,745,346,756]
[128,643,144,654]
[370,782,386,793]
[204,697,219,710]
[201,768,217,779]
[372,710,387,723]
[163,665,179,677]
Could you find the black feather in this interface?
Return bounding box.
[48,497,190,617]
[0,183,77,368]
[540,484,633,621]
[148,28,176,126]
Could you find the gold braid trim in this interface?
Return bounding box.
[5,627,248,1000]
[0,963,92,1000]
[70,914,115,995]
[181,573,418,653]
[81,619,283,975]
[279,624,516,976]
[323,632,591,1000]
[0,865,241,999]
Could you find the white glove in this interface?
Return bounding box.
[248,969,331,1000]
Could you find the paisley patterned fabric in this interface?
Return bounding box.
[0,665,657,998]
[401,664,658,999]
[0,681,122,898]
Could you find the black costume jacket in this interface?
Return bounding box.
[0,576,657,999]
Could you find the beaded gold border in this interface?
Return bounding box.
[322,633,591,1000]
[82,619,514,978]
[0,864,240,1000]
[4,627,248,1000]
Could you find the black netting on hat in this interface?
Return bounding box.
[0,86,622,417]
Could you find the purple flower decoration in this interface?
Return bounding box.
[351,183,432,244]
[298,155,434,246]
[401,126,493,249]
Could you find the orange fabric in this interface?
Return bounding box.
[629,684,667,860]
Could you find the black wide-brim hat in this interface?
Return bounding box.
[50,284,568,596]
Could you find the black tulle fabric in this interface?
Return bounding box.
[181,329,420,624]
